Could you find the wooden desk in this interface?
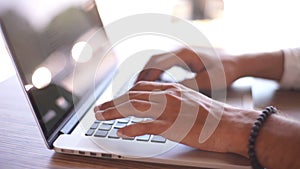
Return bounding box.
[1,76,299,169]
[0,76,201,169]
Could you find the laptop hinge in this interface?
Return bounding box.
[60,113,80,134]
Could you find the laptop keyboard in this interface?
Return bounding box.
[85,78,168,144]
[85,117,167,144]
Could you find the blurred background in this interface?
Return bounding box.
[1,0,300,83]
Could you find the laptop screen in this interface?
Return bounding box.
[0,0,115,144]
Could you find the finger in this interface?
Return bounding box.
[117,120,165,137]
[136,53,172,82]
[95,100,157,121]
[136,55,162,82]
[94,87,172,112]
[94,91,151,112]
[136,51,187,82]
[131,81,175,92]
[136,48,216,84]
[136,68,164,82]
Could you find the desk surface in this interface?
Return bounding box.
[1,76,300,169]
[0,76,201,169]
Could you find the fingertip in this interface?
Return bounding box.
[93,106,99,113]
[137,69,163,83]
[136,70,148,82]
[116,129,131,138]
[117,124,144,138]
[95,110,105,120]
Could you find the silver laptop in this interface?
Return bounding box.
[0,0,252,168]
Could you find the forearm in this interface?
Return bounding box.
[235,50,284,81]
[255,114,300,169]
[227,109,300,169]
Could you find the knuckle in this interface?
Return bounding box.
[179,48,191,55]
[180,48,189,53]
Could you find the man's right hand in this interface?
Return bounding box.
[136,48,241,92]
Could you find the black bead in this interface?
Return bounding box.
[248,150,255,157]
[249,137,255,144]
[262,109,268,114]
[257,116,264,122]
[248,144,254,150]
[253,125,260,132]
[254,121,262,127]
[248,106,277,169]
[259,113,267,119]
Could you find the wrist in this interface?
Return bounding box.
[235,51,284,81]
[235,55,250,78]
[221,108,260,157]
[228,110,260,158]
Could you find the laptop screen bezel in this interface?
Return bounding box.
[0,0,111,149]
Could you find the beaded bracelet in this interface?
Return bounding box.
[248,106,277,169]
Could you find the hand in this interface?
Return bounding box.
[94,81,259,157]
[136,48,241,92]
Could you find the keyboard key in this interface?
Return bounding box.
[90,122,99,129]
[108,129,119,139]
[103,120,115,125]
[122,136,135,140]
[98,124,112,131]
[151,135,166,143]
[114,122,127,129]
[94,130,108,137]
[131,117,144,123]
[136,134,150,142]
[85,129,95,136]
[95,120,101,123]
[117,117,130,124]
[143,118,153,122]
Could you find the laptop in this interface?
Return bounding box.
[0,0,252,168]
